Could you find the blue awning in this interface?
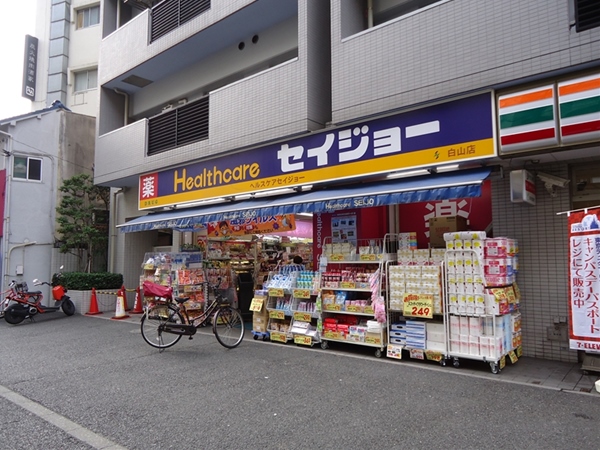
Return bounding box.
[118,167,491,233]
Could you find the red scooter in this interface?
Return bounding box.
[3,269,75,325]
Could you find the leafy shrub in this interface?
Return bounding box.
[52,272,123,290]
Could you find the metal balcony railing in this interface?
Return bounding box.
[151,0,211,42]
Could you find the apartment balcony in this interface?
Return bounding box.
[96,0,331,187]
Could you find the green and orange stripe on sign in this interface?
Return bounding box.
[498,85,558,154]
[558,74,600,145]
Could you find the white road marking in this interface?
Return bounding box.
[0,384,126,450]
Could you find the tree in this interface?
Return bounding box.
[56,174,110,272]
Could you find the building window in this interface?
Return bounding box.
[574,0,600,32]
[13,157,42,181]
[370,0,444,27]
[76,5,100,29]
[74,69,98,92]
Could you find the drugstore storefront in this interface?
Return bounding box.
[120,71,600,365]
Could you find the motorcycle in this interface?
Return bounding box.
[3,268,76,325]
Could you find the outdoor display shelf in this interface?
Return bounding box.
[386,252,447,363]
[140,252,207,317]
[318,236,395,358]
[443,234,522,374]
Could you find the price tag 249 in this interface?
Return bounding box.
[403,293,433,319]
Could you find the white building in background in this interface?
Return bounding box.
[32,0,101,116]
[0,0,101,301]
[0,105,96,300]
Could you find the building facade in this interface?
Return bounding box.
[33,0,101,116]
[95,0,600,362]
[0,105,96,299]
[0,0,100,302]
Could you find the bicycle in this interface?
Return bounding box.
[140,279,244,351]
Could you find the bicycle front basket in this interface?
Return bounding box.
[15,282,28,293]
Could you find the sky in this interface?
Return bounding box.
[0,0,38,120]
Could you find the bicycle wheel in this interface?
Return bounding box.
[213,306,244,349]
[140,303,184,349]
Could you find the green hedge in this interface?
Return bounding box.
[52,272,124,290]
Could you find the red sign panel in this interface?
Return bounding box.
[568,209,600,352]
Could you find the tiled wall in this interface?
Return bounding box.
[331,0,600,124]
[491,163,576,362]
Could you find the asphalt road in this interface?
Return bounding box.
[0,314,598,450]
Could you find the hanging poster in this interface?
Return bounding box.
[331,213,357,244]
[206,214,295,238]
[568,208,600,352]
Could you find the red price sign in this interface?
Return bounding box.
[403,293,434,319]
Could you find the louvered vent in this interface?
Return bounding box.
[575,0,600,32]
[151,0,211,42]
[148,97,209,156]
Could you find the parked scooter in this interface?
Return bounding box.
[3,268,75,324]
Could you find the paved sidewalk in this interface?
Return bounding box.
[91,312,600,396]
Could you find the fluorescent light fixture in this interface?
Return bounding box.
[436,164,460,173]
[234,193,253,200]
[254,187,295,197]
[297,212,313,217]
[179,198,225,208]
[387,169,429,179]
[301,184,313,191]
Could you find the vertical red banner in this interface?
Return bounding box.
[568,209,600,352]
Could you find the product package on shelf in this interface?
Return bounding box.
[443,232,521,373]
[322,237,391,262]
[388,264,443,314]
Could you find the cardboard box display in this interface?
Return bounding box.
[429,216,468,248]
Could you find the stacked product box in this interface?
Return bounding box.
[426,322,446,352]
[483,238,518,287]
[398,232,418,251]
[252,291,269,333]
[447,306,518,358]
[389,321,406,346]
[444,232,521,365]
[388,265,443,314]
[406,320,426,349]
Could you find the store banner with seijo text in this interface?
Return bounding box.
[568,208,600,353]
[138,93,495,209]
[206,214,296,238]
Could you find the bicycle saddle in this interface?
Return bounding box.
[174,296,190,304]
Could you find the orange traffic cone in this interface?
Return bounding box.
[121,284,131,311]
[131,286,144,314]
[111,289,130,320]
[85,288,103,315]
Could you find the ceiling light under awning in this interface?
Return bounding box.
[118,167,491,233]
